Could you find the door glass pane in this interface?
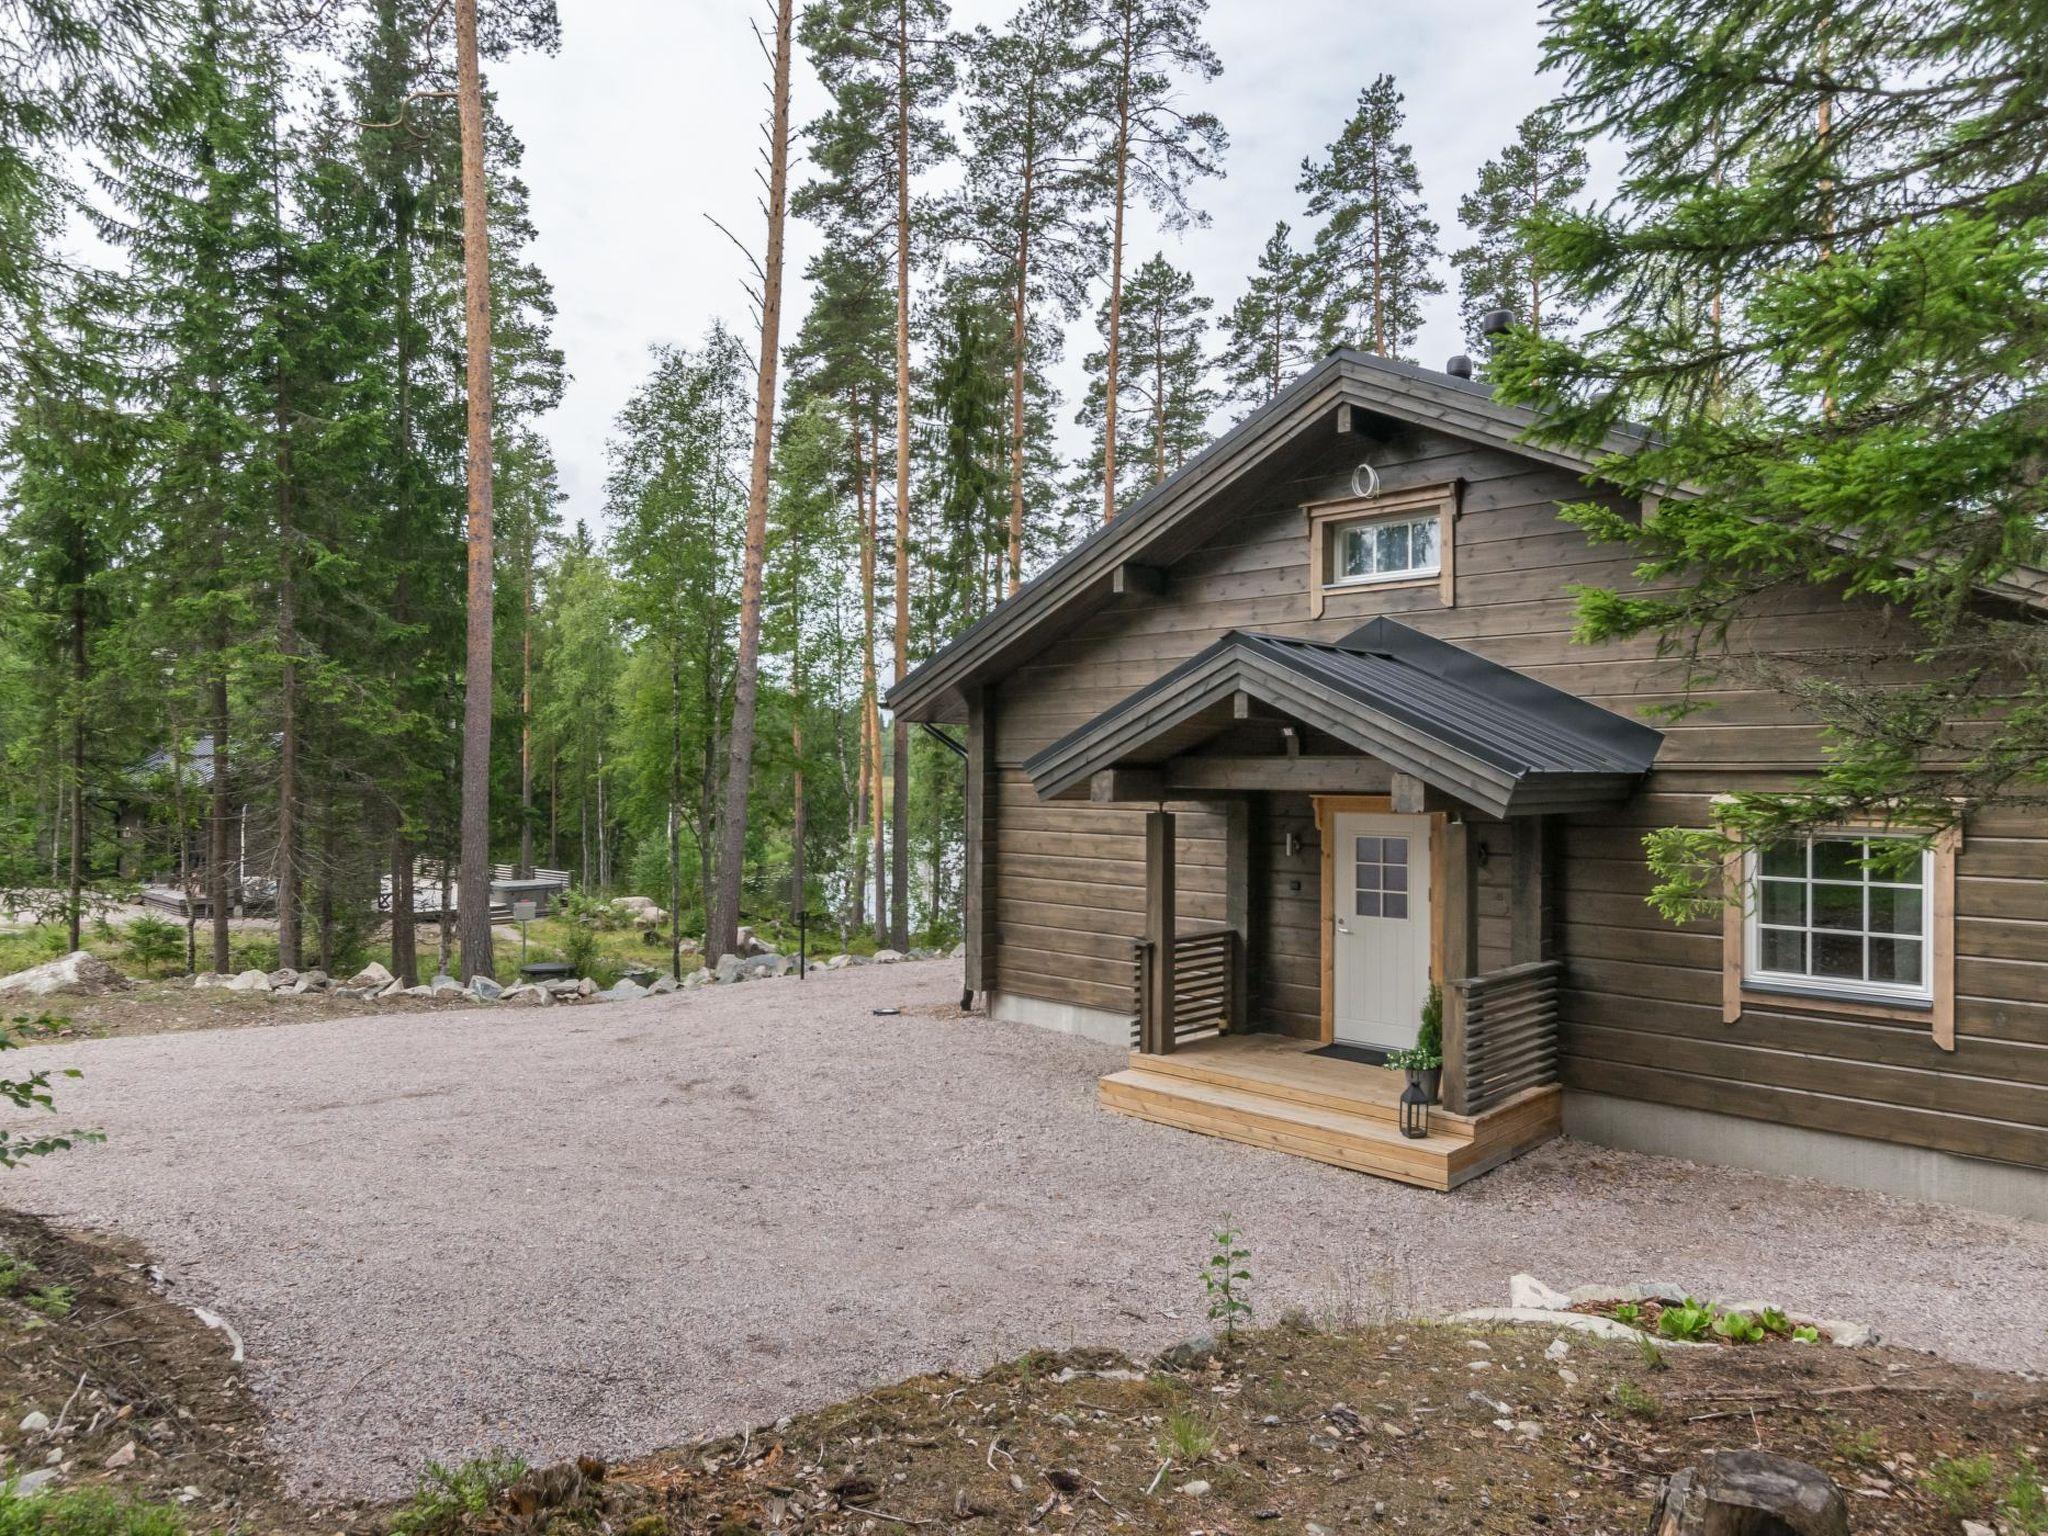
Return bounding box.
[1355,836,1379,865]
[1356,889,1380,918]
[1356,862,1380,890]
[1383,863,1408,892]
[1382,836,1407,864]
[1383,893,1409,920]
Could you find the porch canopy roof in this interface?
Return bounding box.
[1023,617,1663,818]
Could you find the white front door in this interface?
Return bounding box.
[1331,812,1434,1052]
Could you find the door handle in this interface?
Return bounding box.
[1335,919,1351,934]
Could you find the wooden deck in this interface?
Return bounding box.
[1098,1033,1562,1191]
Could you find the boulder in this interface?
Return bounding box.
[741,953,787,978]
[429,973,458,990]
[647,974,677,995]
[227,969,273,993]
[824,953,852,970]
[949,942,966,959]
[1648,1452,1846,1536]
[733,926,771,958]
[872,948,904,965]
[683,968,713,990]
[404,985,436,997]
[468,975,504,1002]
[431,978,467,999]
[714,953,747,984]
[575,976,597,997]
[346,962,394,990]
[267,968,299,987]
[13,1468,59,1497]
[502,983,552,1006]
[189,972,226,990]
[377,976,408,999]
[600,979,648,1002]
[0,950,130,998]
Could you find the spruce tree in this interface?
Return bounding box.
[1493,0,2048,912]
[1297,74,1441,359]
[1450,106,1586,352]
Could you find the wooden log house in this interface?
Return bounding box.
[889,349,2048,1215]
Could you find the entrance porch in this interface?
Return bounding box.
[1020,618,1663,1191]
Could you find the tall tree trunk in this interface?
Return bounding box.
[453,0,496,980]
[1101,14,1133,524]
[390,821,417,986]
[668,642,684,978]
[208,668,230,974]
[65,587,84,953]
[1004,113,1038,594]
[888,0,914,952]
[708,0,794,963]
[519,543,533,877]
[859,411,883,937]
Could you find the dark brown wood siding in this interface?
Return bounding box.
[984,419,2048,1169]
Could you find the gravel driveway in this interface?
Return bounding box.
[6,960,2045,1499]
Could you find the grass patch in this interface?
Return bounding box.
[389,1455,528,1536]
[1610,1379,1662,1421]
[1928,1453,1997,1516]
[1157,1408,1216,1464]
[0,1485,186,1536]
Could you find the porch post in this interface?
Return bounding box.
[1510,815,1552,966]
[1144,808,1176,1054]
[1439,818,1481,1114]
[1223,798,1250,1031]
[962,692,996,1009]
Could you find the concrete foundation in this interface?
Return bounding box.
[1565,1090,2048,1225]
[990,990,1132,1049]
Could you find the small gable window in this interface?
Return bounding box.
[1304,480,1458,617]
[1337,514,1441,584]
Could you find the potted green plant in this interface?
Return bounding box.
[1384,983,1443,1103]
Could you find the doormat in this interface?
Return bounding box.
[1311,1042,1394,1067]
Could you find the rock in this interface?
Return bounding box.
[1450,1306,1714,1347]
[285,974,321,996]
[431,979,466,999]
[404,985,436,997]
[611,896,669,925]
[18,1410,48,1434]
[502,984,551,1006]
[1152,1332,1217,1370]
[429,973,458,990]
[267,968,298,987]
[733,926,772,958]
[1544,1337,1571,1362]
[103,1441,137,1470]
[741,953,786,978]
[575,977,597,997]
[227,969,272,992]
[377,976,408,999]
[715,953,747,984]
[601,979,648,1002]
[1175,1480,1210,1497]
[300,968,328,988]
[14,1467,59,1497]
[468,975,503,1001]
[842,952,870,966]
[0,950,130,997]
[825,953,852,970]
[1509,1273,1573,1311]
[188,972,225,990]
[873,948,903,964]
[1964,1522,1998,1536]
[683,968,713,989]
[346,962,394,989]
[949,942,966,959]
[647,974,676,995]
[1648,1452,1846,1536]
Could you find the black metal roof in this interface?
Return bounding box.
[1022,617,1663,817]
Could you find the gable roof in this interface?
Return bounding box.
[1022,618,1662,818]
[891,349,2048,723]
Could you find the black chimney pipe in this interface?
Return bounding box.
[1446,354,1474,379]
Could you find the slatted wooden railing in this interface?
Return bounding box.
[1447,959,1562,1114]
[1131,924,1238,1051]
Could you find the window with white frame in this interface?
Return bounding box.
[1334,513,1441,584]
[1745,834,1933,1003]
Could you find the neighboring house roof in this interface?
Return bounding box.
[1022,618,1663,818]
[890,348,2048,723]
[138,733,220,786]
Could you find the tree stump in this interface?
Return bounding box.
[1648,1451,1849,1536]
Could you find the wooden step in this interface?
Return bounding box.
[1126,1040,1481,1136]
[1100,1067,1465,1190]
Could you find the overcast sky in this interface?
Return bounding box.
[490,0,1582,530]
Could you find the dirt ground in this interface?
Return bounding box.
[5,1208,2043,1536]
[7,961,2048,1510]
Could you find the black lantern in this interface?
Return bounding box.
[1399,1077,1431,1139]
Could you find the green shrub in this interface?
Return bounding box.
[1656,1299,1716,1342]
[0,1484,186,1536]
[389,1455,527,1536]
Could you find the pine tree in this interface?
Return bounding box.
[709,0,797,967]
[798,0,955,952]
[1078,252,1213,508]
[1080,0,1225,524]
[1220,221,1315,409]
[1493,0,2048,911]
[956,0,1103,591]
[1297,74,1441,359]
[1450,106,1586,352]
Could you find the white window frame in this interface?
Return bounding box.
[1303,482,1459,618]
[1741,833,1935,1007]
[1329,513,1442,589]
